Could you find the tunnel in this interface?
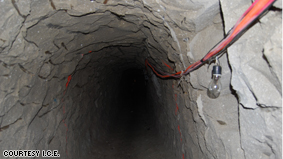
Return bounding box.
[0,0,282,159]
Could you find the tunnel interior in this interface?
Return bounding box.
[109,68,148,133]
[0,0,282,159]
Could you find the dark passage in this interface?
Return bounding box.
[109,68,150,134]
[120,68,147,106]
[89,68,174,158]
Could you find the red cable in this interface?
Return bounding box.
[145,0,275,78]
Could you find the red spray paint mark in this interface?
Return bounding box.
[175,103,179,115]
[103,0,108,4]
[162,60,174,71]
[63,75,72,96]
[88,51,92,53]
[174,94,177,101]
[66,75,72,88]
[63,119,68,130]
[61,74,72,158]
[174,94,179,115]
[174,93,184,158]
[178,125,182,142]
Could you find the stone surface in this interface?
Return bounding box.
[0,0,281,159]
[0,1,25,53]
[220,0,282,159]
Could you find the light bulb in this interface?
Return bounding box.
[207,65,222,99]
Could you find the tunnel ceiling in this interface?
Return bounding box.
[0,0,222,73]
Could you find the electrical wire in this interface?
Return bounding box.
[145,0,276,79]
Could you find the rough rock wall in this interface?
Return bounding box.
[178,0,282,158]
[0,0,281,159]
[220,0,282,158]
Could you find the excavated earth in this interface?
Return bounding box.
[0,0,282,159]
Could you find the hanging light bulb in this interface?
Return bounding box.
[207,65,222,99]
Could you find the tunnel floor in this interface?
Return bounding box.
[87,69,175,158]
[89,107,175,159]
